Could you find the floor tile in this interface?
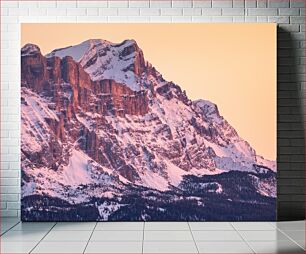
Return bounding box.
[0,230,47,242]
[249,240,305,253]
[192,230,243,241]
[42,230,92,242]
[52,222,96,231]
[144,230,193,241]
[1,222,21,234]
[95,221,144,231]
[143,241,198,253]
[1,218,21,224]
[189,222,234,231]
[11,222,55,231]
[239,230,291,241]
[145,222,190,231]
[32,241,87,253]
[197,241,253,253]
[90,230,143,241]
[282,230,305,249]
[232,222,276,231]
[85,241,142,253]
[276,221,305,231]
[0,241,37,253]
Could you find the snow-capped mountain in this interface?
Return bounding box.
[21,39,276,221]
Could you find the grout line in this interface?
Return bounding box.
[276,227,305,251]
[0,220,20,236]
[29,222,57,254]
[230,222,256,254]
[187,221,200,254]
[142,221,145,254]
[83,222,98,254]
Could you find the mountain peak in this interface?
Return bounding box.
[21,43,41,56]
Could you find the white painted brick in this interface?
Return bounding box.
[86,8,99,16]
[183,8,202,16]
[279,24,301,32]
[1,194,19,202]
[279,8,300,15]
[233,16,244,23]
[247,8,278,15]
[202,8,221,15]
[193,0,211,7]
[222,8,245,15]
[108,0,128,7]
[7,202,20,210]
[290,16,305,23]
[99,8,118,16]
[29,8,48,16]
[10,162,21,170]
[18,1,38,8]
[18,16,39,22]
[300,25,305,32]
[140,8,160,16]
[1,8,8,16]
[67,8,87,16]
[1,16,18,23]
[107,16,129,22]
[172,0,193,7]
[56,0,77,8]
[38,1,57,8]
[1,178,18,186]
[257,16,268,22]
[268,0,289,8]
[192,16,212,21]
[129,0,149,7]
[212,16,233,22]
[300,8,305,15]
[212,0,233,8]
[127,16,150,22]
[257,0,267,8]
[1,170,19,178]
[77,0,108,7]
[56,16,77,22]
[150,0,172,7]
[161,8,183,16]
[37,16,57,22]
[118,8,140,16]
[149,16,172,22]
[1,186,20,194]
[172,16,193,22]
[1,210,18,217]
[8,8,29,16]
[1,1,18,8]
[47,8,67,16]
[268,16,290,23]
[76,16,107,23]
[245,0,256,7]
[290,0,305,7]
[245,16,257,22]
[233,0,244,7]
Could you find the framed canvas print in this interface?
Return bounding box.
[21,24,276,221]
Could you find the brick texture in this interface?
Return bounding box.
[0,0,304,220]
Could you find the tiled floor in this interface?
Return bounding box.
[0,218,304,253]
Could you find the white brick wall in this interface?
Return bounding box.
[0,0,305,218]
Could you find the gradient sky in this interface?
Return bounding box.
[21,23,276,160]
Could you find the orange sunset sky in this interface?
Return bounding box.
[21,23,276,160]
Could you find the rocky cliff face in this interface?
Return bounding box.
[21,39,276,221]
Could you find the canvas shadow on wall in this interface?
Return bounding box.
[20,23,277,221]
